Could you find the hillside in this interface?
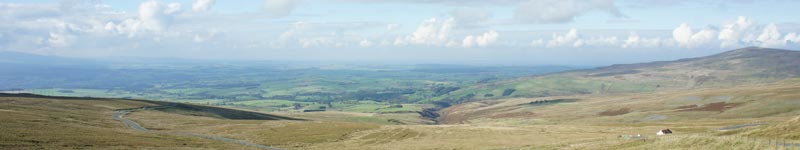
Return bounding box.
[434,47,800,103]
[439,78,800,124]
[0,94,298,149]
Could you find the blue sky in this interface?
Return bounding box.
[1,0,799,65]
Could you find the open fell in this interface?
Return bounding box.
[439,78,800,125]
[437,47,800,102]
[3,81,800,149]
[0,93,296,149]
[3,48,800,149]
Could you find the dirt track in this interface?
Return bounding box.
[113,105,283,150]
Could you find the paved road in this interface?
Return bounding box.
[113,105,282,150]
[112,110,148,131]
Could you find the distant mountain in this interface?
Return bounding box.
[433,47,800,103]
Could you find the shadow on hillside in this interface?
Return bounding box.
[0,93,303,121]
[155,103,304,120]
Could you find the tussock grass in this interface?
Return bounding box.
[0,95,249,149]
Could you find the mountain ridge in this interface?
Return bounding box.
[432,47,800,103]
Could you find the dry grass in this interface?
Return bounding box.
[0,95,251,149]
[127,110,380,148]
[3,78,800,150]
[441,78,800,125]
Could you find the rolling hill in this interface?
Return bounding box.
[0,93,299,149]
[438,78,800,124]
[3,47,800,150]
[434,47,800,103]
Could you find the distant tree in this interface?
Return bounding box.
[502,89,516,96]
[484,94,494,97]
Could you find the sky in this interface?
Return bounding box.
[1,0,800,65]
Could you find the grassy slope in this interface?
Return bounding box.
[110,78,800,150]
[0,94,303,149]
[0,94,250,149]
[440,78,800,124]
[7,80,796,149]
[437,47,800,102]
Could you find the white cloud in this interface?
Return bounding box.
[530,39,545,47]
[399,17,457,46]
[547,28,583,48]
[718,16,756,48]
[786,32,800,44]
[673,23,718,48]
[672,23,693,46]
[622,32,668,48]
[462,30,499,48]
[103,0,183,38]
[47,32,76,47]
[690,28,718,48]
[272,21,311,48]
[192,0,215,12]
[139,0,182,31]
[514,0,623,24]
[46,22,80,47]
[757,23,784,48]
[585,36,620,47]
[359,39,373,47]
[264,0,298,17]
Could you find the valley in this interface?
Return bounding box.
[2,47,800,149]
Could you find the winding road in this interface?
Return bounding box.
[112,105,283,150]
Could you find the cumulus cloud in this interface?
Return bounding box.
[542,29,677,49]
[718,16,756,48]
[672,23,718,48]
[546,28,583,48]
[192,0,215,12]
[272,21,312,48]
[398,17,457,46]
[668,16,800,49]
[530,39,545,47]
[672,23,692,45]
[786,32,800,44]
[622,32,669,48]
[47,32,76,47]
[514,0,623,24]
[756,23,784,48]
[462,30,499,48]
[103,0,183,38]
[46,22,81,47]
[264,0,299,17]
[691,28,719,48]
[138,0,181,31]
